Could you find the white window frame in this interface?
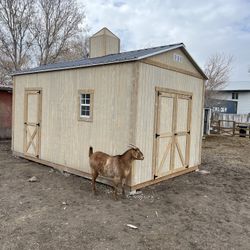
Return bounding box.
[78,89,94,122]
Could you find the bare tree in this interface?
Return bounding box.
[0,0,88,83]
[0,0,35,83]
[204,53,233,106]
[32,0,86,65]
[54,33,89,62]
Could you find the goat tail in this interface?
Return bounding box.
[89,146,93,157]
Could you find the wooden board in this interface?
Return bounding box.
[23,89,42,158]
[153,88,192,179]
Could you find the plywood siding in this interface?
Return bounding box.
[90,35,119,58]
[13,63,134,173]
[131,62,204,186]
[148,48,203,77]
[105,35,120,56]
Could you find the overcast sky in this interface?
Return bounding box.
[82,0,250,83]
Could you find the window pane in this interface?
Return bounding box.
[83,106,90,111]
[80,105,90,117]
[80,94,85,104]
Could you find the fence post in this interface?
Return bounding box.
[218,120,221,134]
[233,121,235,136]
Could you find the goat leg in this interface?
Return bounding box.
[122,178,126,197]
[91,169,98,195]
[113,177,120,200]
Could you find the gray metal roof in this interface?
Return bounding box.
[12,43,207,79]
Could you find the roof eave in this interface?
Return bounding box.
[11,58,138,76]
[139,44,208,80]
[217,89,250,92]
[179,47,208,80]
[12,43,208,80]
[137,44,184,60]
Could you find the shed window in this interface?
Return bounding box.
[78,90,94,121]
[232,92,238,100]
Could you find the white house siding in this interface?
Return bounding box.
[214,91,250,114]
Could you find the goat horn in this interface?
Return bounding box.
[128,143,138,149]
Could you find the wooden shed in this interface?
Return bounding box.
[12,28,207,190]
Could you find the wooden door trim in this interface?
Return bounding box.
[156,87,193,97]
[152,87,192,179]
[174,95,192,169]
[25,126,38,152]
[156,140,172,176]
[23,88,42,158]
[185,98,192,166]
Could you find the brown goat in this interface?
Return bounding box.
[89,144,144,200]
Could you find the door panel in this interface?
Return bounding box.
[158,95,174,134]
[176,98,189,132]
[156,136,172,176]
[155,94,174,177]
[24,89,42,158]
[27,94,39,123]
[154,89,192,178]
[174,135,187,169]
[174,96,190,170]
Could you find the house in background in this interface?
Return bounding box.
[207,98,237,114]
[0,84,12,139]
[213,81,250,114]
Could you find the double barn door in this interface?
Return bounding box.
[24,89,42,158]
[154,88,192,178]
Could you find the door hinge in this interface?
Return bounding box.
[36,123,40,127]
[154,175,158,179]
[24,122,27,125]
[37,90,41,94]
[158,91,161,96]
[187,131,190,134]
[155,133,160,138]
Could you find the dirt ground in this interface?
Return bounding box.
[0,136,250,250]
